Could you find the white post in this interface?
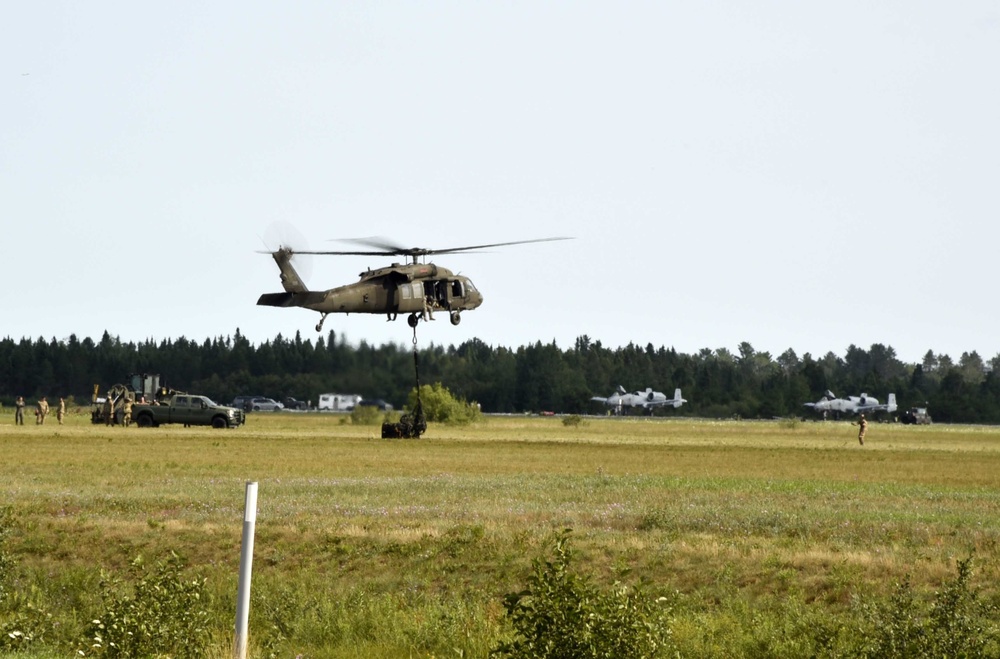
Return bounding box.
[234,481,258,659]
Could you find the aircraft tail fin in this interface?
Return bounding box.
[272,248,309,293]
[673,388,686,408]
[887,393,897,412]
[615,385,627,395]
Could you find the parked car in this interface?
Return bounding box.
[283,397,309,410]
[229,395,262,412]
[357,398,393,411]
[245,397,284,412]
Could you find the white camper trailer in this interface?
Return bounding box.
[318,393,363,411]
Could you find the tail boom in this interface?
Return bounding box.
[256,291,328,308]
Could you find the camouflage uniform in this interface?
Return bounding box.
[105,393,115,426]
[36,397,49,425]
[123,399,133,427]
[857,414,867,446]
[14,396,25,425]
[57,398,66,424]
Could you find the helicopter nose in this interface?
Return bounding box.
[470,290,483,308]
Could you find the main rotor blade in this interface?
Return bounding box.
[338,236,574,256]
[334,236,410,253]
[289,249,404,257]
[299,236,574,258]
[422,236,573,256]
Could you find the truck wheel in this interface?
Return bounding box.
[136,414,153,428]
[212,417,228,429]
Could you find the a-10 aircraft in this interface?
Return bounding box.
[591,386,686,415]
[804,390,897,417]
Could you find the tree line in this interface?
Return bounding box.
[2,329,999,423]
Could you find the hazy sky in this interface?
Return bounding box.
[4,2,998,364]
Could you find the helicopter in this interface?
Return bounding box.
[256,236,572,332]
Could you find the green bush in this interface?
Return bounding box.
[407,383,482,425]
[81,552,210,658]
[0,507,12,600]
[0,507,56,652]
[349,404,384,426]
[492,529,672,659]
[778,416,801,430]
[561,415,584,427]
[858,556,1000,659]
[1,591,54,652]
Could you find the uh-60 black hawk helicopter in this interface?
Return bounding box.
[256,236,571,332]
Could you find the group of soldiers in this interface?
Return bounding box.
[10,386,146,427]
[103,391,134,427]
[13,395,67,425]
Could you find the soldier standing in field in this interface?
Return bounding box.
[105,392,115,426]
[122,397,133,427]
[855,413,868,445]
[57,397,66,424]
[14,396,25,425]
[36,397,49,425]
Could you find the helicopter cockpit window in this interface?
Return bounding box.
[451,280,464,297]
[465,280,477,292]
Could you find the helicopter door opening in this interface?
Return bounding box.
[450,280,464,299]
[423,281,439,307]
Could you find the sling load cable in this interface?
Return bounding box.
[410,325,426,430]
[381,325,427,438]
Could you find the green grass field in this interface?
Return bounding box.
[2,411,999,657]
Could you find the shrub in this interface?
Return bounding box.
[407,383,482,425]
[492,529,672,659]
[349,404,384,426]
[0,507,13,599]
[858,556,1000,659]
[778,416,801,430]
[0,508,56,652]
[0,591,54,652]
[561,415,584,427]
[81,552,210,658]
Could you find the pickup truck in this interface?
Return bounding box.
[132,394,245,429]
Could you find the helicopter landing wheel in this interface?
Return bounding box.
[407,313,419,328]
[450,311,461,326]
[315,313,328,333]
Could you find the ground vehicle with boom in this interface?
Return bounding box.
[900,406,932,425]
[91,373,168,425]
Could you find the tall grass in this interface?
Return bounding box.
[1,412,999,656]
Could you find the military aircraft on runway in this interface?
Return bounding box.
[804,390,897,418]
[591,386,686,415]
